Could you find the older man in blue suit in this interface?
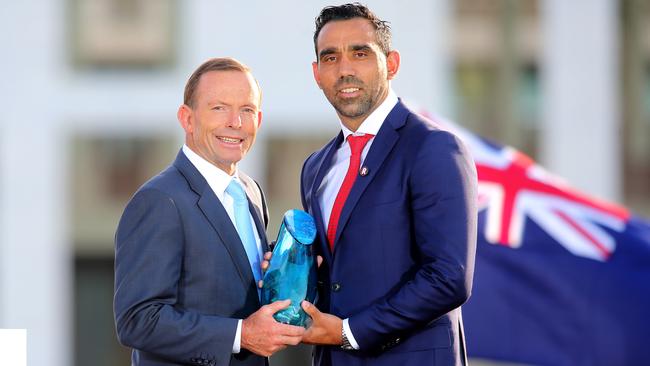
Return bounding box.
[299,4,478,366]
[114,58,304,366]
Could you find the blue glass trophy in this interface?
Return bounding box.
[261,209,318,327]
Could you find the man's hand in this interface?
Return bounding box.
[301,301,342,345]
[241,300,305,357]
[258,251,273,288]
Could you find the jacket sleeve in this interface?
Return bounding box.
[348,131,478,350]
[113,188,238,366]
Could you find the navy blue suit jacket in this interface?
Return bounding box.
[114,151,269,366]
[301,101,477,366]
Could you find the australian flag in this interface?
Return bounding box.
[433,117,650,366]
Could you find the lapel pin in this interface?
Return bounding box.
[359,166,369,176]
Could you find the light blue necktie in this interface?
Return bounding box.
[226,180,262,287]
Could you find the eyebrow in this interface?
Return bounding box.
[318,47,337,59]
[318,43,375,59]
[208,101,258,109]
[351,44,373,53]
[207,100,229,107]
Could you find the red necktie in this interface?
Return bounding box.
[327,134,374,251]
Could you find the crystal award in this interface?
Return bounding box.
[261,209,317,327]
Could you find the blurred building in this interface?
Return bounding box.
[0,1,648,365]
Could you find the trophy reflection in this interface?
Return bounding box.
[261,209,317,327]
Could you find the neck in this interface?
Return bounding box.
[339,89,389,132]
[339,116,364,132]
[185,143,236,176]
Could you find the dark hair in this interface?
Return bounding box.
[184,57,261,107]
[313,3,392,58]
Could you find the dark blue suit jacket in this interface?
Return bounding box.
[114,151,269,366]
[301,101,477,366]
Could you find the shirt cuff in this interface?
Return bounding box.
[343,318,360,350]
[233,319,242,353]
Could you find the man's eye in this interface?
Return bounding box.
[242,108,255,114]
[323,55,336,63]
[354,52,367,58]
[212,106,225,111]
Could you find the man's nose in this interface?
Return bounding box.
[337,55,356,78]
[227,112,242,128]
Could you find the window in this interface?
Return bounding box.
[452,0,541,157]
[621,0,650,216]
[71,135,176,365]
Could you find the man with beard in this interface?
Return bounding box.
[298,4,478,366]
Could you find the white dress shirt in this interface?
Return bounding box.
[182,145,263,354]
[316,89,398,349]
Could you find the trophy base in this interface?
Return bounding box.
[273,305,311,328]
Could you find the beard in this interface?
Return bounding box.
[330,92,374,118]
[325,76,385,119]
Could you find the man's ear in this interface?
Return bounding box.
[312,61,323,89]
[177,104,193,134]
[257,110,263,128]
[386,50,401,80]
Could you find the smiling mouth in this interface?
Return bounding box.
[217,136,243,144]
[339,87,360,94]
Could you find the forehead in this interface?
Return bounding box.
[316,17,378,52]
[196,70,260,104]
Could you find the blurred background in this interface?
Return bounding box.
[1,0,648,365]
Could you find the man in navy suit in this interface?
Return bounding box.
[114,58,304,366]
[299,4,478,365]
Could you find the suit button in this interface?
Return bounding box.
[331,283,341,292]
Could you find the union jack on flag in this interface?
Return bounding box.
[447,121,630,262]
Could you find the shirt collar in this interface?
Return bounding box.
[340,88,398,139]
[182,144,238,199]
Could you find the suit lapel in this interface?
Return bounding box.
[310,133,344,261]
[334,102,410,248]
[196,191,257,289]
[173,151,256,291]
[239,175,270,253]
